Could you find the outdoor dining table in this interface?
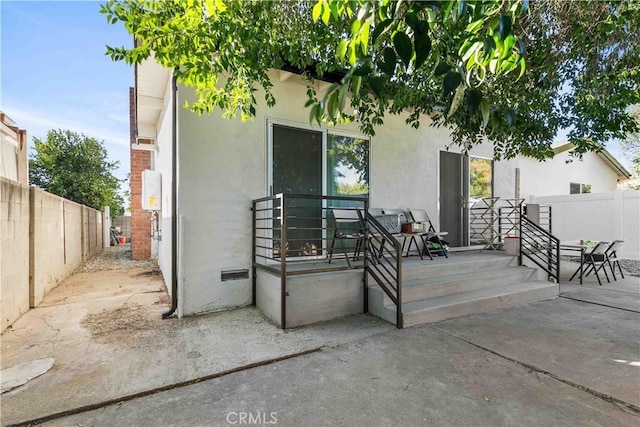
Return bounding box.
[560,240,609,284]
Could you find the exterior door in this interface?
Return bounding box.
[440,151,494,248]
[440,151,468,247]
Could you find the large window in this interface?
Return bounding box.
[269,122,369,197]
[268,122,369,258]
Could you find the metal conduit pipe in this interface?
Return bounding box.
[162,72,178,319]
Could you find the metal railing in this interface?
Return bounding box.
[523,204,552,233]
[251,194,369,328]
[365,212,403,328]
[519,215,560,282]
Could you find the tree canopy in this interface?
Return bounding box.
[102,0,640,160]
[29,130,124,216]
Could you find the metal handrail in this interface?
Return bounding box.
[251,193,369,328]
[365,212,403,328]
[519,215,560,282]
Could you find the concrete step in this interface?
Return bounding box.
[384,266,537,305]
[398,253,518,282]
[391,281,558,327]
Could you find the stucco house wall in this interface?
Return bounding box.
[142,66,626,319]
[159,72,517,316]
[154,77,174,295]
[518,149,620,200]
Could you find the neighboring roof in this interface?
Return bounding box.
[553,142,632,180]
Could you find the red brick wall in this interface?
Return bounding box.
[129,87,151,260]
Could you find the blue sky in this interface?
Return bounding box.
[1,0,133,182]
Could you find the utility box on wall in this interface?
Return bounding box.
[142,170,161,211]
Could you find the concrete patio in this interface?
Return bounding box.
[1,258,638,426]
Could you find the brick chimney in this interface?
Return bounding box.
[129,87,151,260]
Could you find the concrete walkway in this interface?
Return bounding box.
[0,266,393,426]
[1,260,639,426]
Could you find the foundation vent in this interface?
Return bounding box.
[221,269,250,281]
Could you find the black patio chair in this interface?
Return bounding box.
[328,208,366,267]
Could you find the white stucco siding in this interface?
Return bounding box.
[176,89,265,315]
[154,78,174,295]
[369,117,441,214]
[370,120,516,225]
[518,150,619,200]
[174,72,516,316]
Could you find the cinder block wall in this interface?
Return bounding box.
[1,178,30,331]
[1,179,104,331]
[31,189,79,306]
[112,216,131,239]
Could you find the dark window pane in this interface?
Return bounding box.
[272,125,323,257]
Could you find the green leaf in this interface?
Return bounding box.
[351,19,361,35]
[480,99,490,127]
[312,2,322,22]
[501,35,516,60]
[465,19,483,34]
[360,22,370,54]
[381,47,397,75]
[352,75,362,97]
[489,58,498,73]
[328,91,338,118]
[483,36,496,59]
[467,89,482,113]
[371,19,392,42]
[517,58,526,80]
[338,83,348,111]
[414,33,431,69]
[462,41,482,62]
[337,40,348,59]
[393,32,413,68]
[329,1,340,20]
[434,62,451,76]
[310,103,321,126]
[448,84,465,117]
[405,13,419,31]
[321,1,331,24]
[348,43,357,65]
[498,15,512,41]
[458,1,467,17]
[443,72,462,96]
[368,76,385,98]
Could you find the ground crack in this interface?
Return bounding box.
[429,325,640,415]
[37,315,61,336]
[559,295,640,314]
